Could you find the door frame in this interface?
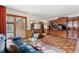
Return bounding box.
[7,14,27,39]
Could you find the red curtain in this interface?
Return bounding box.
[0,5,6,35]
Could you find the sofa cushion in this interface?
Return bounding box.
[0,38,5,52]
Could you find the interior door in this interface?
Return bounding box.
[15,17,26,39]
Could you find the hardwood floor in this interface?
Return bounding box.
[40,35,77,53]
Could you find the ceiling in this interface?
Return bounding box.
[6,5,78,18]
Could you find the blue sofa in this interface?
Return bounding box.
[0,34,6,53]
[13,37,42,53]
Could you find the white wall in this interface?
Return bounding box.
[65,13,79,17]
